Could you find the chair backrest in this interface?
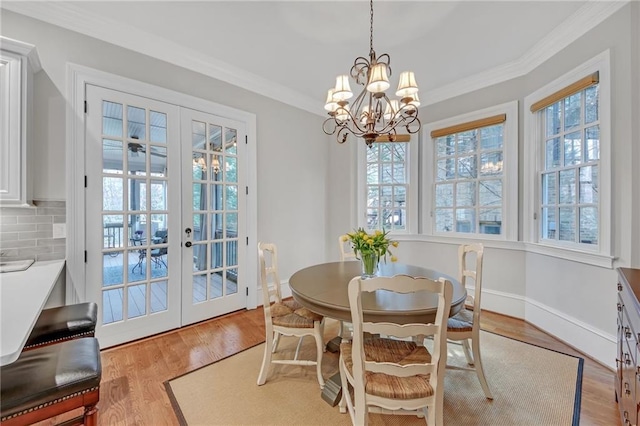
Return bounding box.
[258,242,283,312]
[347,274,453,394]
[459,243,484,324]
[339,235,357,261]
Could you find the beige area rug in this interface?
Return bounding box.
[165,320,582,425]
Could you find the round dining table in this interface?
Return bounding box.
[289,261,467,325]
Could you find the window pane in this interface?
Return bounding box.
[564,93,581,131]
[225,185,238,210]
[559,170,576,204]
[103,139,123,174]
[128,143,147,175]
[225,128,237,155]
[585,85,598,124]
[579,166,598,204]
[435,209,453,232]
[480,152,503,176]
[579,207,598,244]
[437,158,455,181]
[480,125,503,150]
[558,207,576,241]
[541,173,556,205]
[479,180,502,206]
[545,138,561,169]
[436,136,455,157]
[392,163,405,184]
[541,207,556,240]
[456,209,476,233]
[367,187,379,207]
[127,106,146,140]
[585,126,599,161]
[380,144,392,161]
[149,111,167,143]
[393,186,406,207]
[209,125,222,151]
[545,102,561,136]
[457,131,477,154]
[479,208,502,235]
[367,144,379,162]
[193,183,206,211]
[381,163,393,183]
[392,144,406,162]
[103,177,123,211]
[435,183,453,207]
[563,131,581,166]
[192,121,206,149]
[457,156,477,179]
[456,182,475,207]
[103,101,123,137]
[367,163,378,184]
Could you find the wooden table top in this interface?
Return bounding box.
[289,261,466,324]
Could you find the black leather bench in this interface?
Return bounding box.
[0,337,102,426]
[24,302,98,350]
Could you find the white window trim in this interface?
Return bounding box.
[422,101,519,241]
[523,50,613,267]
[356,136,419,235]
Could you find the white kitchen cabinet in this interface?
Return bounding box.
[0,37,41,206]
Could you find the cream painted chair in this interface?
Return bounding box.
[339,234,357,261]
[256,242,326,389]
[339,275,452,426]
[446,243,493,399]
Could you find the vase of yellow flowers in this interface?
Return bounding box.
[343,228,398,279]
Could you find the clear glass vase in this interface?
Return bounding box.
[360,252,379,279]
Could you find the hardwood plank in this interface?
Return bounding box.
[33,308,617,425]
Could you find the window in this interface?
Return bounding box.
[423,102,518,240]
[524,51,611,262]
[358,136,417,233]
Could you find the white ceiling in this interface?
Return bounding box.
[1,1,628,115]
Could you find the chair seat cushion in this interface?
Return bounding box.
[271,300,323,328]
[25,302,98,347]
[341,337,434,400]
[447,308,474,332]
[0,338,101,419]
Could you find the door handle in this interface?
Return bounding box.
[185,227,192,236]
[185,241,192,248]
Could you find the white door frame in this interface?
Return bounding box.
[66,63,258,311]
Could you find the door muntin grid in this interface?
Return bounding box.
[101,100,170,324]
[191,121,239,303]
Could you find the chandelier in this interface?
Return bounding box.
[323,0,421,147]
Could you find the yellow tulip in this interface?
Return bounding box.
[341,235,349,242]
[390,256,398,262]
[392,241,399,247]
[375,230,382,235]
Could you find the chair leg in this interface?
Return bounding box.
[272,332,281,353]
[471,337,493,399]
[84,403,99,426]
[314,324,325,389]
[338,356,350,416]
[257,325,274,385]
[462,339,474,365]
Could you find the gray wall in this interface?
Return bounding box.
[0,9,330,282]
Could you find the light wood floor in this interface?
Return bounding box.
[40,308,618,425]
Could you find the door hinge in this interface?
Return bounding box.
[533,212,538,220]
[245,135,248,144]
[84,101,87,114]
[246,287,249,296]
[84,250,87,263]
[246,237,249,245]
[245,186,248,195]
[84,175,87,188]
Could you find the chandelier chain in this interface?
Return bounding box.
[369,0,374,56]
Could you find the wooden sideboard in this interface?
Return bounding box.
[617,268,640,425]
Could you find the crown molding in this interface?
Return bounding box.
[424,0,629,107]
[1,2,319,115]
[1,0,630,113]
[0,36,42,72]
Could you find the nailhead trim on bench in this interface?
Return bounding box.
[23,331,94,350]
[0,386,100,421]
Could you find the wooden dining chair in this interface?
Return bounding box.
[256,242,326,389]
[339,274,452,426]
[338,234,357,261]
[446,243,493,399]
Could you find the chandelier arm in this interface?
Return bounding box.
[322,117,339,136]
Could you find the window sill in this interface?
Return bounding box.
[523,242,615,269]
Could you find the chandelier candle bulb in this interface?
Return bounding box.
[321,0,422,146]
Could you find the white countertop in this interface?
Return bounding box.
[0,260,65,366]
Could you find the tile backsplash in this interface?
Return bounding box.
[0,200,66,261]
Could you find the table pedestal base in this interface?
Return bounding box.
[326,336,342,353]
[321,372,342,406]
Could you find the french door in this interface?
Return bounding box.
[85,85,247,347]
